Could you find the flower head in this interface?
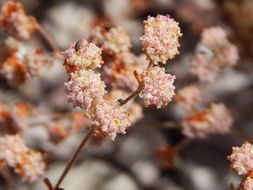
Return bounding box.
[139,66,176,108]
[140,14,182,64]
[65,70,106,110]
[175,85,202,111]
[91,24,131,54]
[182,103,233,138]
[190,27,239,82]
[240,176,253,190]
[228,142,253,175]
[92,100,131,140]
[63,39,103,72]
[0,1,37,40]
[0,135,45,183]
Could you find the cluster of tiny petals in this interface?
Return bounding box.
[182,103,233,138]
[240,177,253,190]
[91,25,131,54]
[64,69,106,110]
[140,14,182,64]
[0,1,37,40]
[0,135,45,183]
[175,85,202,111]
[228,142,253,175]
[92,100,131,140]
[190,27,239,82]
[139,66,176,108]
[63,39,103,71]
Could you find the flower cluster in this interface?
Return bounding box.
[140,14,182,64]
[182,103,233,138]
[175,85,202,111]
[190,27,239,82]
[65,69,106,110]
[0,134,45,183]
[240,176,253,190]
[90,25,131,54]
[228,142,253,175]
[63,39,103,72]
[0,1,38,40]
[102,52,149,92]
[139,66,176,108]
[0,36,50,86]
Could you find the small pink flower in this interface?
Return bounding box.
[0,135,45,183]
[92,100,131,140]
[182,103,233,138]
[140,14,182,64]
[65,70,106,110]
[63,39,103,71]
[190,27,239,82]
[0,1,37,40]
[228,142,253,175]
[91,25,131,54]
[139,66,176,108]
[175,85,202,111]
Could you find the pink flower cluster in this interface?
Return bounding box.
[91,25,131,54]
[63,39,103,72]
[190,27,239,82]
[0,134,45,183]
[139,66,176,108]
[228,142,253,175]
[0,1,38,40]
[140,14,182,64]
[175,85,202,111]
[182,103,233,138]
[65,69,106,110]
[92,100,130,140]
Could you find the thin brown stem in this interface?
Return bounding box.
[53,128,94,189]
[36,25,61,56]
[119,71,145,105]
[174,138,192,152]
[229,129,253,143]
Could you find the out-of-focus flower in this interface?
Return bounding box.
[0,134,45,183]
[0,1,38,40]
[92,100,131,140]
[182,103,233,138]
[65,69,106,110]
[228,142,253,175]
[102,52,149,92]
[155,145,177,169]
[63,39,103,72]
[190,27,239,82]
[140,14,182,64]
[239,176,253,190]
[0,37,50,86]
[90,24,131,54]
[139,66,176,108]
[175,85,202,111]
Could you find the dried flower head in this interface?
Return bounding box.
[140,14,182,64]
[139,66,176,108]
[228,142,253,175]
[0,134,45,183]
[182,103,233,138]
[63,39,103,72]
[92,100,131,140]
[91,24,131,54]
[0,1,38,40]
[190,27,239,82]
[175,85,202,111]
[65,69,106,110]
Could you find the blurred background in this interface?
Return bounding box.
[0,0,253,190]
